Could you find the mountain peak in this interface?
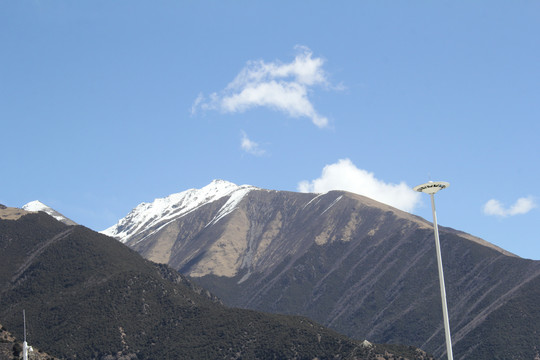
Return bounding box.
[21,200,49,212]
[22,201,77,226]
[102,180,258,242]
[208,178,237,187]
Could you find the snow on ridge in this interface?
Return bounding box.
[22,200,68,223]
[22,200,50,213]
[206,186,253,227]
[321,195,343,215]
[102,180,257,243]
[302,193,323,210]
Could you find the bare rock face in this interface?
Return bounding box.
[107,182,540,360]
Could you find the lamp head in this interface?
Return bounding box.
[413,181,450,194]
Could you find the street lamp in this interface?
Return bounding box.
[413,181,453,360]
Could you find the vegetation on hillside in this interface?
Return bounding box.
[0,213,433,359]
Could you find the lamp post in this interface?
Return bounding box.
[413,181,453,360]
[23,310,28,360]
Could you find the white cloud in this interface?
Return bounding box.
[483,196,536,217]
[240,131,265,156]
[297,158,421,212]
[193,46,331,128]
[190,92,204,115]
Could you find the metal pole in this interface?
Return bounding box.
[23,310,26,343]
[23,309,28,360]
[430,193,454,360]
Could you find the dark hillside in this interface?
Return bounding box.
[0,213,432,360]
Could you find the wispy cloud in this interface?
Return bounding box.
[190,92,204,115]
[240,131,265,156]
[483,196,536,217]
[192,46,332,128]
[297,158,421,212]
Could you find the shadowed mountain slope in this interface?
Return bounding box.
[0,211,433,360]
[105,181,540,359]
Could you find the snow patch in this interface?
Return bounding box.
[22,200,70,223]
[302,193,323,210]
[321,195,343,215]
[22,200,50,213]
[206,187,253,227]
[102,180,257,243]
[238,270,252,284]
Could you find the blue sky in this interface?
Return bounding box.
[2,1,539,259]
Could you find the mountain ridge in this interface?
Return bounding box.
[103,180,514,259]
[22,200,77,226]
[102,179,258,243]
[103,181,514,279]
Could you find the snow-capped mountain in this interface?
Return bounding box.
[101,179,539,360]
[22,200,77,226]
[102,179,258,243]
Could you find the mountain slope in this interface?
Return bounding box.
[22,200,77,226]
[0,204,30,221]
[105,181,540,360]
[0,210,432,360]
